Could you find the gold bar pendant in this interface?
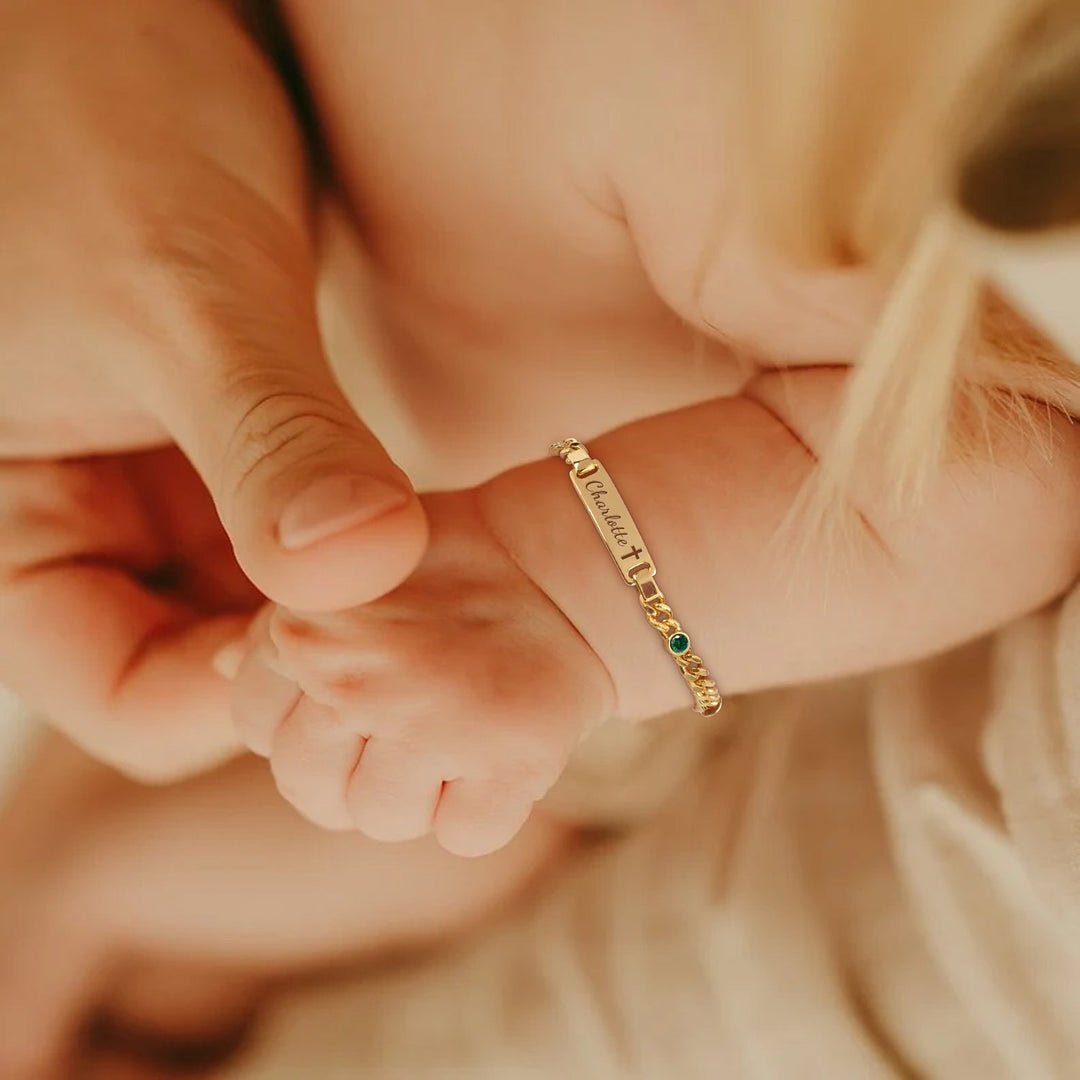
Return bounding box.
[552,436,722,716]
[566,461,654,585]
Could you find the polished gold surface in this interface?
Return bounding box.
[552,438,722,716]
[566,461,655,586]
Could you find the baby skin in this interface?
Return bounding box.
[219,0,1080,857]
[227,367,1080,857]
[4,0,1080,1074]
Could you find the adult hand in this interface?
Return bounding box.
[0,0,427,778]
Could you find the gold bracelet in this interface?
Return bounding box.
[551,437,722,716]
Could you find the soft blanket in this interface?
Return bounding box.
[214,586,1080,1079]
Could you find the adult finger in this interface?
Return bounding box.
[141,205,427,613]
[0,459,245,781]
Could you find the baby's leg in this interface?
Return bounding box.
[0,736,573,1078]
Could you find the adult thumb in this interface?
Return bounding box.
[150,300,427,613]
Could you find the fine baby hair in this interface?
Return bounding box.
[714,0,1080,523]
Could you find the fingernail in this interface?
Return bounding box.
[212,639,248,680]
[277,475,410,551]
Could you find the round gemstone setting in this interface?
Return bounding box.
[668,632,690,656]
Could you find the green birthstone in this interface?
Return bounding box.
[668,632,690,655]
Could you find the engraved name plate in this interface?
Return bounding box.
[567,461,654,584]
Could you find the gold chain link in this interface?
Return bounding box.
[550,437,584,458]
[637,595,722,715]
[552,437,722,716]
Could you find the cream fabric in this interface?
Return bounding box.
[225,590,1080,1079]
